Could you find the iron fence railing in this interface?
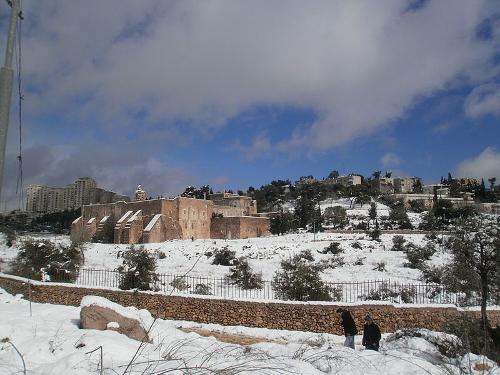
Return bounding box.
[49,268,479,306]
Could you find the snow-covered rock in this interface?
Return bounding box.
[80,296,152,343]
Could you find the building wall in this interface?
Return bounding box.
[177,198,213,239]
[1,274,499,336]
[210,216,270,239]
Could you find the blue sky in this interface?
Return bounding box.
[0,0,499,208]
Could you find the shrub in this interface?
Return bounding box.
[170,276,190,291]
[323,206,348,228]
[0,226,16,247]
[362,282,399,301]
[444,315,500,363]
[404,242,436,269]
[420,264,443,284]
[272,253,332,301]
[373,261,386,272]
[10,239,83,282]
[318,242,343,255]
[356,221,368,230]
[118,245,158,291]
[212,246,237,266]
[191,283,212,295]
[158,251,166,259]
[353,256,365,265]
[317,255,345,270]
[227,257,263,289]
[351,241,362,250]
[391,235,406,251]
[400,286,416,303]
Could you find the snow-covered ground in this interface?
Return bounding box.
[0,230,459,303]
[0,288,496,375]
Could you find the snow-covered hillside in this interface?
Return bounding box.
[0,288,496,374]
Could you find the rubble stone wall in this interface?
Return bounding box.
[1,274,498,335]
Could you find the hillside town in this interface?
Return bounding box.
[0,1,499,374]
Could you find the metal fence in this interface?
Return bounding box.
[50,268,476,306]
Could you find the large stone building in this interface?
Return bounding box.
[26,177,129,214]
[71,188,269,244]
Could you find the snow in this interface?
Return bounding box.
[127,210,142,223]
[116,210,133,224]
[106,322,120,329]
[99,216,110,224]
[0,287,497,374]
[144,214,162,232]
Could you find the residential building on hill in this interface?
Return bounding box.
[26,177,129,214]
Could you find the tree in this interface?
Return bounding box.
[323,206,348,229]
[368,202,377,221]
[372,171,381,179]
[270,212,298,235]
[488,177,496,191]
[369,220,381,241]
[385,171,392,178]
[295,196,317,228]
[355,194,370,208]
[413,179,423,193]
[272,251,332,301]
[389,202,412,229]
[443,216,499,329]
[91,216,116,243]
[327,170,339,179]
[227,257,263,289]
[118,245,158,291]
[11,239,83,282]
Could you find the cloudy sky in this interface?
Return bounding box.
[0,0,499,209]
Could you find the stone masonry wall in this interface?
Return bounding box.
[1,274,498,336]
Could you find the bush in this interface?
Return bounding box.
[227,257,263,289]
[191,283,212,295]
[270,212,298,235]
[317,255,345,270]
[323,206,348,228]
[211,246,237,266]
[272,253,332,301]
[158,251,166,259]
[353,256,365,265]
[373,261,386,272]
[400,286,416,303]
[118,245,158,291]
[391,235,406,252]
[356,221,368,230]
[351,241,362,250]
[10,239,83,282]
[362,282,398,301]
[0,226,16,247]
[318,242,343,255]
[420,264,443,284]
[170,276,190,291]
[404,242,436,269]
[444,316,499,363]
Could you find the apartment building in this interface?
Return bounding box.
[26,177,129,214]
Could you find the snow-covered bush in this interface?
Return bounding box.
[420,264,443,284]
[91,216,115,243]
[226,257,263,290]
[373,261,387,272]
[400,286,416,303]
[191,283,212,295]
[351,241,362,250]
[170,276,190,291]
[211,246,237,266]
[118,245,158,291]
[10,239,83,282]
[318,242,343,255]
[362,282,398,301]
[404,242,436,269]
[272,252,332,301]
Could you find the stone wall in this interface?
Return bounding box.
[211,217,270,239]
[1,274,498,335]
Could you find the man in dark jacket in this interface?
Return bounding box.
[362,315,381,351]
[336,308,358,349]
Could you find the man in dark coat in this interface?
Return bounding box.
[362,315,381,351]
[336,308,358,349]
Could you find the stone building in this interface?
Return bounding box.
[71,189,269,244]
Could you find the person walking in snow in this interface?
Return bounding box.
[336,308,358,349]
[362,315,381,351]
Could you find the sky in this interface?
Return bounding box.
[0,0,499,209]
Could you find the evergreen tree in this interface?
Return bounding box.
[368,202,377,221]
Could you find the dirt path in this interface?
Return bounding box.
[179,327,287,346]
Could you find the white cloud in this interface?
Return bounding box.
[456,147,500,180]
[231,133,272,160]
[464,83,500,118]
[381,152,401,167]
[11,0,500,154]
